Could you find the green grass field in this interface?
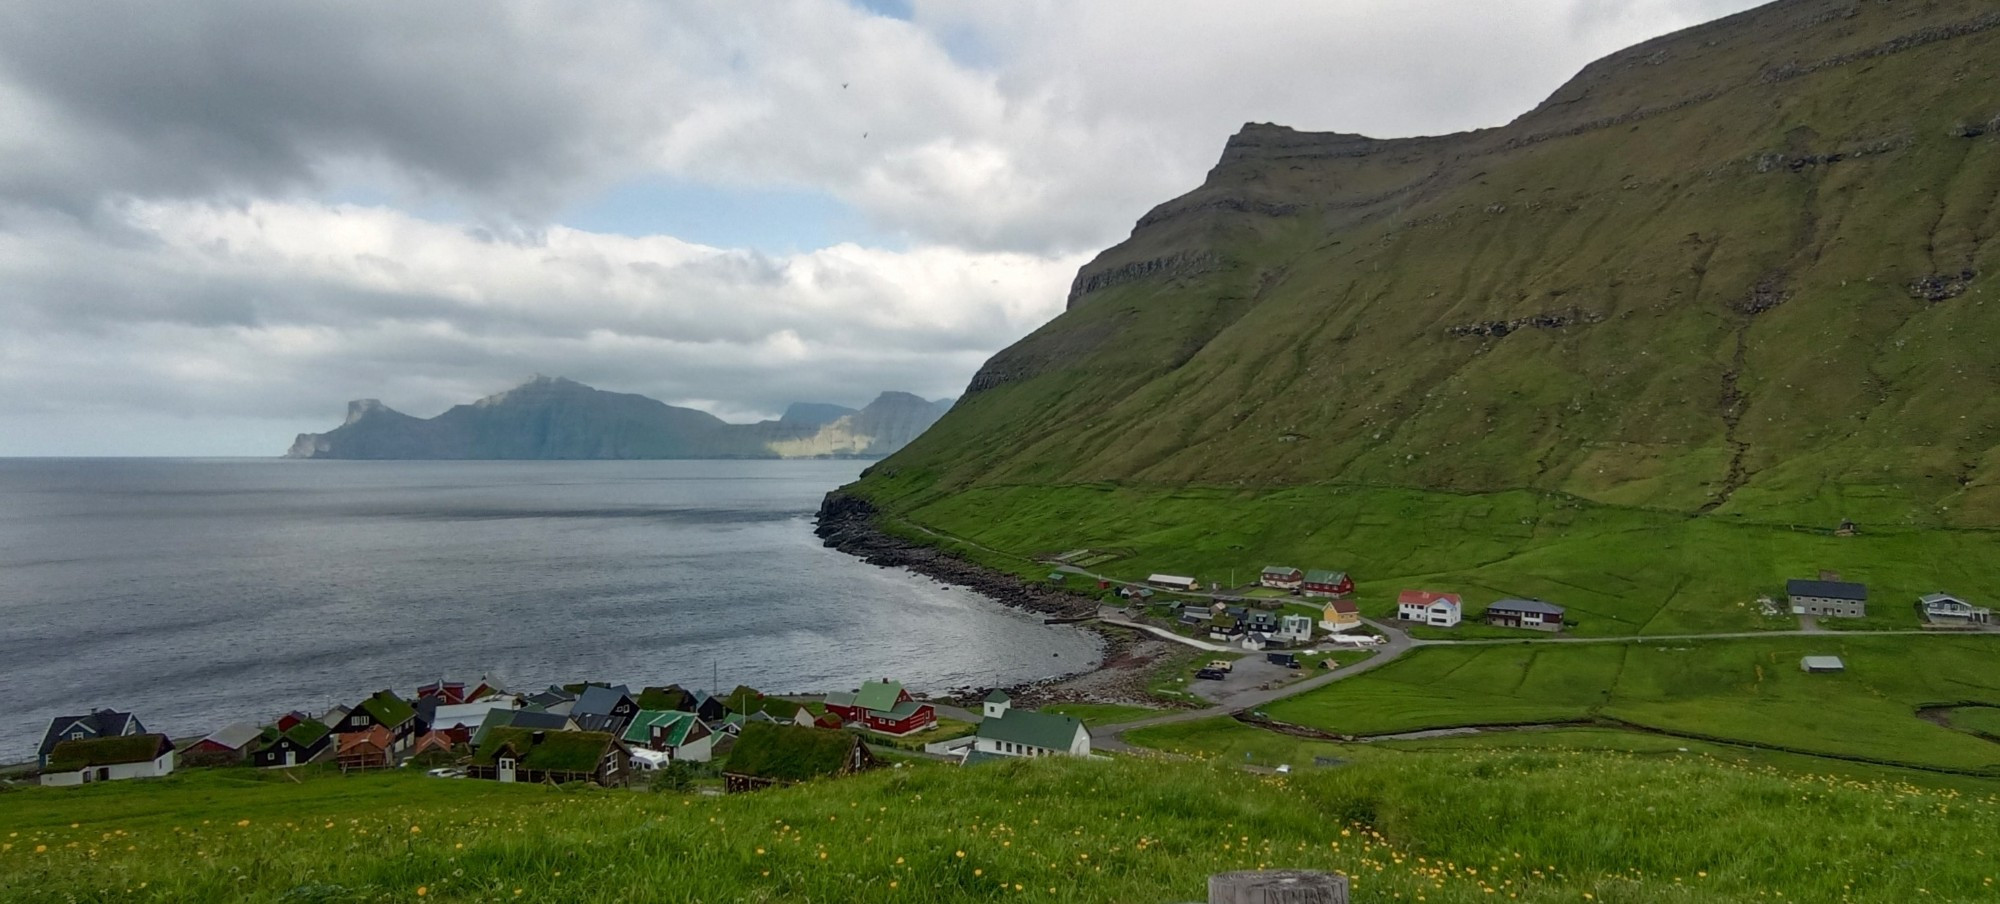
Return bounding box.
[870,481,2000,638]
[1258,635,2000,772]
[5,744,1998,903]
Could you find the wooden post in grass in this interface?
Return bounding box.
[1207,870,1348,904]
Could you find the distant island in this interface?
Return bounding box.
[286,376,953,460]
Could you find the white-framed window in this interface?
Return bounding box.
[498,757,516,771]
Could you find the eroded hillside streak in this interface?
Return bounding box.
[1704,326,1753,514]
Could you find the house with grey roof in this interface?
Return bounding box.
[1484,598,1567,632]
[971,695,1089,760]
[187,722,264,763]
[36,709,147,770]
[1918,592,1991,624]
[1787,579,1868,618]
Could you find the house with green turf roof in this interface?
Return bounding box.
[972,697,1089,760]
[636,684,695,712]
[249,718,332,768]
[823,679,937,737]
[40,733,175,786]
[469,728,630,787]
[721,722,877,793]
[332,689,419,754]
[621,710,714,762]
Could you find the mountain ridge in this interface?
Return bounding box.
[287,376,952,460]
[856,0,2000,531]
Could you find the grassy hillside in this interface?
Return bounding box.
[4,746,1998,903]
[845,0,2000,592]
[869,479,2000,634]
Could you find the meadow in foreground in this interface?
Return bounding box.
[3,742,1996,903]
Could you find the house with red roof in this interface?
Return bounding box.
[1397,590,1463,627]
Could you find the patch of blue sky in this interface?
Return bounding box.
[557,177,894,253]
[851,0,913,20]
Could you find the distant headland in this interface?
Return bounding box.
[286,376,952,460]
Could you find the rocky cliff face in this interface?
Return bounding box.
[286,377,951,460]
[867,0,2000,527]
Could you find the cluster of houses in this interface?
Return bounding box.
[28,672,1096,793]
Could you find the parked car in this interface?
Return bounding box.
[425,767,466,779]
[1194,668,1227,681]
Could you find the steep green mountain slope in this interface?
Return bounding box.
[859,0,2000,535]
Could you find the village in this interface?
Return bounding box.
[20,672,1099,794]
[16,560,1997,795]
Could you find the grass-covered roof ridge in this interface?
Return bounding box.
[357,690,415,727]
[723,722,863,782]
[45,734,167,771]
[472,728,617,773]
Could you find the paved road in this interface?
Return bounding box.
[1090,617,1414,753]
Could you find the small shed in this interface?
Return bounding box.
[1800,655,1845,673]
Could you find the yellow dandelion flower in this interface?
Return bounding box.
[417,887,428,897]
[410,826,421,834]
[956,850,966,858]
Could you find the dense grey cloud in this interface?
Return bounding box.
[0,0,1766,455]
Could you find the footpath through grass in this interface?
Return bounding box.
[1259,634,2000,772]
[5,745,2000,903]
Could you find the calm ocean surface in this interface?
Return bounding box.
[0,459,1098,760]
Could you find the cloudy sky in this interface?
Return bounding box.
[0,0,1763,456]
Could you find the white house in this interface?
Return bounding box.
[1397,590,1463,627]
[1919,592,1991,624]
[1147,574,1201,592]
[40,734,175,786]
[1276,613,1315,642]
[1787,579,1867,618]
[971,695,1089,760]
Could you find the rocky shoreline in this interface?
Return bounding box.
[814,490,1099,620]
[815,490,1188,711]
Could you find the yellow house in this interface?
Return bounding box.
[1319,599,1361,632]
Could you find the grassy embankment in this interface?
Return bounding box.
[5,744,1999,903]
[861,478,2000,636]
[1252,634,2000,773]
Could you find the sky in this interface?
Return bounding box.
[0,0,1765,456]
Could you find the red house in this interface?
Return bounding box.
[1302,569,1355,598]
[824,680,937,737]
[417,680,466,704]
[275,711,313,733]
